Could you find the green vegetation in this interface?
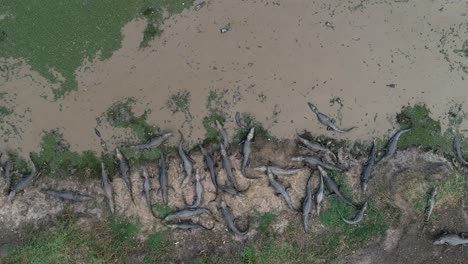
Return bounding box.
[143,231,172,262]
[437,172,465,206]
[5,152,30,179]
[257,212,277,234]
[239,238,300,264]
[319,198,387,251]
[454,40,468,57]
[2,215,175,264]
[393,104,468,159]
[147,231,168,251]
[5,103,468,262]
[241,245,255,264]
[200,90,229,146]
[29,130,115,179]
[0,0,193,98]
[167,90,191,114]
[200,110,274,149]
[0,106,11,118]
[202,112,226,146]
[316,172,387,260]
[121,147,162,163]
[438,22,468,73]
[140,0,195,47]
[447,102,466,126]
[153,202,174,218]
[395,104,451,153]
[232,113,274,145]
[106,98,158,142]
[106,98,163,162]
[206,90,225,110]
[3,215,144,263]
[237,171,389,264]
[405,172,465,212]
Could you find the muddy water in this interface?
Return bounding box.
[2,0,468,156]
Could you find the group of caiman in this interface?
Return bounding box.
[1,102,467,246]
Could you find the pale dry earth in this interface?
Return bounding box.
[1,0,468,156]
[0,142,467,263]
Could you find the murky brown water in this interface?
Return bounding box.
[2,0,468,156]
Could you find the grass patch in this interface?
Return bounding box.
[257,212,277,234]
[108,216,140,248]
[241,245,255,264]
[121,147,162,163]
[3,215,140,263]
[237,171,388,264]
[193,256,227,264]
[437,173,465,206]
[395,104,451,153]
[153,202,174,218]
[206,89,225,110]
[232,113,274,146]
[201,90,230,146]
[167,90,191,114]
[143,231,173,263]
[0,0,193,98]
[307,172,386,261]
[316,197,387,261]
[29,129,114,179]
[240,241,295,264]
[401,175,430,211]
[408,172,465,212]
[106,98,159,143]
[147,231,168,251]
[393,104,468,161]
[202,112,226,146]
[106,98,164,162]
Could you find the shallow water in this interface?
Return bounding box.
[1,0,468,156]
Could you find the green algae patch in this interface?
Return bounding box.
[105,98,163,162]
[0,0,193,98]
[167,90,191,114]
[231,113,274,146]
[395,104,449,152]
[106,98,159,143]
[30,130,113,179]
[202,112,226,146]
[393,104,468,156]
[0,106,11,118]
[140,0,195,48]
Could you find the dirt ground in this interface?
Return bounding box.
[2,0,468,156]
[0,140,467,263]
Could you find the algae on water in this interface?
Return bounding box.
[30,129,113,179]
[105,98,162,162]
[0,0,193,98]
[106,98,159,143]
